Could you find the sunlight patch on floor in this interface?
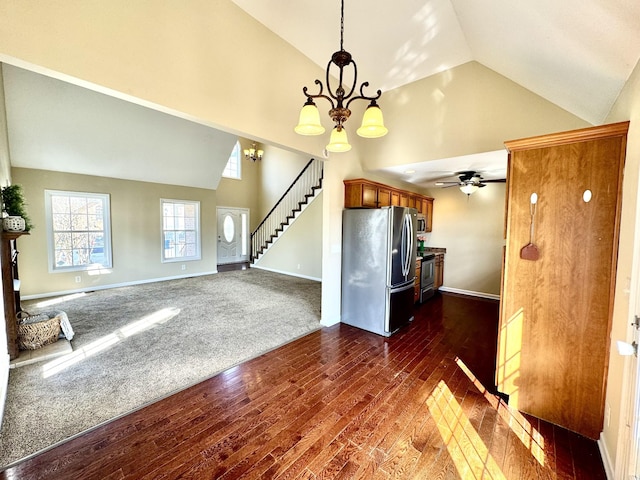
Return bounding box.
[455,356,545,466]
[427,380,506,479]
[34,292,87,309]
[41,307,180,378]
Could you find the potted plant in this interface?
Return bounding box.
[1,184,33,232]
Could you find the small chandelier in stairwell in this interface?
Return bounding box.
[294,0,388,153]
[244,143,263,162]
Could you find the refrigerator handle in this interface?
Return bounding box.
[402,212,412,277]
[407,213,414,275]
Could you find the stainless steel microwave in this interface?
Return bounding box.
[416,214,427,234]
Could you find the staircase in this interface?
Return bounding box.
[251,158,323,262]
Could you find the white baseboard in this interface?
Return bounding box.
[250,264,321,282]
[20,271,219,300]
[597,435,614,480]
[439,286,500,301]
[0,352,9,429]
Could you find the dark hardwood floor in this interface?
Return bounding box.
[0,292,607,479]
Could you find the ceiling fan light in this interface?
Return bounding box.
[295,102,325,136]
[326,126,352,153]
[460,184,479,195]
[357,103,388,138]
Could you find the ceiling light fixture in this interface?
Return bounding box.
[243,142,264,162]
[460,183,479,196]
[294,0,388,153]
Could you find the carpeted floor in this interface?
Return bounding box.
[0,269,322,467]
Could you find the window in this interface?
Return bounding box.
[161,199,201,262]
[222,140,241,179]
[45,190,112,272]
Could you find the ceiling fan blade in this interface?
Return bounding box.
[435,181,460,186]
[481,179,506,183]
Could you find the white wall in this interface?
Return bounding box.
[425,183,506,297]
[254,192,323,281]
[0,64,11,428]
[3,65,238,190]
[257,145,312,222]
[601,58,640,476]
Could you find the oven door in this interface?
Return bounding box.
[420,257,435,302]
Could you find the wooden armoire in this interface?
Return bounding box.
[497,121,629,439]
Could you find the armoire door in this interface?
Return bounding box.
[497,122,628,439]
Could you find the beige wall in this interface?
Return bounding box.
[0,0,328,160]
[0,64,11,419]
[356,61,590,172]
[255,192,323,280]
[257,145,312,222]
[0,65,10,184]
[601,59,640,472]
[215,139,261,231]
[425,183,506,296]
[12,168,218,297]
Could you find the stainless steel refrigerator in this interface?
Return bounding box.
[341,206,417,336]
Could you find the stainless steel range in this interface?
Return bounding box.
[420,253,436,302]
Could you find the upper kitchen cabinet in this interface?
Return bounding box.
[344,179,434,231]
[497,121,629,440]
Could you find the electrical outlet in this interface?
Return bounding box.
[181,264,186,271]
[74,276,81,283]
[297,264,301,270]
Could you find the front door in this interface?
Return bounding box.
[216,207,249,265]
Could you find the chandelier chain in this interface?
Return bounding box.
[340,0,344,51]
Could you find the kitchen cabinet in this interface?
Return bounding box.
[414,259,421,303]
[377,187,392,207]
[344,179,390,208]
[497,121,628,439]
[424,198,433,232]
[344,179,434,232]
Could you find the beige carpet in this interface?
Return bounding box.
[0,269,322,468]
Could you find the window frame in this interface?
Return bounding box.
[44,190,112,273]
[222,140,242,180]
[161,198,201,263]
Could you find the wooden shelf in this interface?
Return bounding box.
[2,230,29,360]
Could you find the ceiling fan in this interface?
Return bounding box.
[435,171,506,195]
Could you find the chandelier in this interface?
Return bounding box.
[243,142,263,162]
[294,0,388,153]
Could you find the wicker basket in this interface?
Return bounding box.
[17,311,62,350]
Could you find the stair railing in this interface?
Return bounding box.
[251,158,323,260]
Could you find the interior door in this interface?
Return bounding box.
[216,207,249,265]
[498,126,626,439]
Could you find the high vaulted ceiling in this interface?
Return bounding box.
[230,0,640,187]
[231,0,640,126]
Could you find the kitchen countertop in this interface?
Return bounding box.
[417,247,446,260]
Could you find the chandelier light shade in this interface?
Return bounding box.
[326,126,352,153]
[294,0,388,152]
[294,100,326,135]
[356,101,388,138]
[244,143,264,162]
